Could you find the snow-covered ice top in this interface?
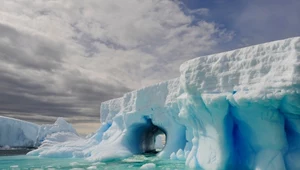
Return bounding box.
[30,37,300,170]
[0,116,78,148]
[180,37,300,94]
[101,37,300,122]
[100,78,181,123]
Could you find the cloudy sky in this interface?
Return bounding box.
[0,0,299,135]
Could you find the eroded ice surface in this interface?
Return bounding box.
[29,37,300,170]
[0,116,78,148]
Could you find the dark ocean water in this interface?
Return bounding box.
[0,148,35,156]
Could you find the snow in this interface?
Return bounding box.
[28,122,111,158]
[36,117,78,146]
[180,36,300,95]
[0,116,78,148]
[27,37,300,169]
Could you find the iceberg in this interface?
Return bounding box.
[0,116,78,148]
[29,37,300,169]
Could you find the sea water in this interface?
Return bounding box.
[0,154,186,170]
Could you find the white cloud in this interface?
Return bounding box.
[0,0,233,132]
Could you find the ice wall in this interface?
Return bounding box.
[0,116,78,148]
[30,37,300,169]
[0,116,39,147]
[99,37,300,169]
[175,37,299,169]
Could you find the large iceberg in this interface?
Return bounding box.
[0,116,78,148]
[29,37,300,169]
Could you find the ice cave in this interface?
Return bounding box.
[9,36,300,169]
[125,117,167,154]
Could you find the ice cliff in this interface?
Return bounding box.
[29,37,300,170]
[0,116,77,148]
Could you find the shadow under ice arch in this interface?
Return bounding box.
[119,114,187,158]
[123,117,167,154]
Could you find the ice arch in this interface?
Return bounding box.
[97,79,187,159]
[124,117,166,154]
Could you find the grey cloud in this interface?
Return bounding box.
[0,0,234,133]
[0,24,64,72]
[0,93,80,117]
[0,24,131,126]
[0,65,129,120]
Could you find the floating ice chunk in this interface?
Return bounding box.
[10,165,20,170]
[140,163,156,169]
[170,152,177,160]
[87,166,97,170]
[176,149,185,160]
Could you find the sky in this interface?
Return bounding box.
[0,0,299,135]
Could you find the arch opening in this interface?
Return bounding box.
[141,122,166,154]
[124,117,167,155]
